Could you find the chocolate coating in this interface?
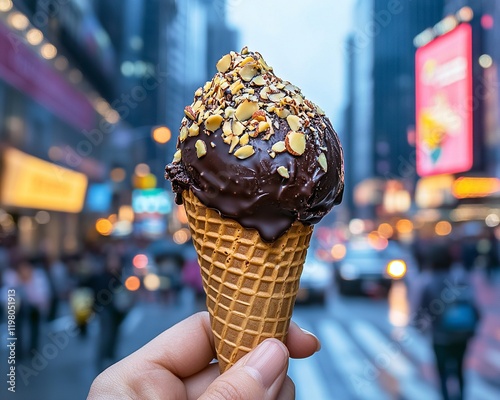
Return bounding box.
[165,49,344,242]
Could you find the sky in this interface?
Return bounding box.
[227,0,355,131]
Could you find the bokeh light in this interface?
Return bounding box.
[368,231,388,250]
[35,211,50,224]
[173,228,191,244]
[479,54,493,69]
[485,213,500,228]
[111,167,126,182]
[144,273,161,291]
[8,12,29,30]
[41,43,57,59]
[0,0,13,12]
[133,254,148,269]
[152,126,172,144]
[125,276,140,291]
[26,28,43,45]
[435,220,452,236]
[396,219,413,234]
[134,163,150,177]
[378,223,394,239]
[331,243,346,260]
[481,14,494,30]
[349,219,365,235]
[95,218,113,236]
[387,260,407,279]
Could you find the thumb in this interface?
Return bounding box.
[200,339,289,400]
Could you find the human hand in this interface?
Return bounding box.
[88,311,320,399]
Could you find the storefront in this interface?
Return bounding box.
[0,147,88,255]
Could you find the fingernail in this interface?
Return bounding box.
[301,328,321,352]
[244,340,288,388]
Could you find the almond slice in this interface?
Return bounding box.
[271,141,286,153]
[239,133,250,146]
[180,126,188,142]
[274,107,290,119]
[195,140,207,158]
[252,75,266,86]
[239,64,258,81]
[277,166,289,179]
[235,100,259,121]
[229,136,239,153]
[239,56,255,66]
[234,145,255,159]
[188,123,200,137]
[216,54,232,73]
[233,120,245,136]
[259,86,270,100]
[269,92,285,103]
[222,120,232,136]
[225,107,236,118]
[184,106,196,120]
[318,153,328,172]
[172,149,182,163]
[286,115,302,131]
[230,80,244,95]
[258,121,270,133]
[285,131,306,156]
[205,114,223,132]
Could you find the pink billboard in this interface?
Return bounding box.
[415,23,473,177]
[0,22,95,131]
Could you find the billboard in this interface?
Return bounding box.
[415,23,473,177]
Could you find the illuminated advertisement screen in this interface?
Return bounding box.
[415,23,473,177]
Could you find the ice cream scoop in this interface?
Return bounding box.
[166,47,344,242]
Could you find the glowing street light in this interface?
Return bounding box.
[152,126,172,144]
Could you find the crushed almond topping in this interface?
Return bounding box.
[177,48,329,165]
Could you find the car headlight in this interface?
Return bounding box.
[386,259,406,279]
[339,263,359,280]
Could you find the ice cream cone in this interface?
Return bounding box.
[182,189,313,372]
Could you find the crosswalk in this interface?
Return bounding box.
[288,314,499,400]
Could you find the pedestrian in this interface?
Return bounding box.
[2,254,51,358]
[88,312,320,399]
[86,249,130,370]
[416,243,480,400]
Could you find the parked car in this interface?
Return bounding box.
[334,237,417,296]
[296,252,333,304]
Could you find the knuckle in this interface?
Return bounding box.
[204,380,245,400]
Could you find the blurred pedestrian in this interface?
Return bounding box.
[416,243,480,400]
[39,253,70,321]
[87,250,130,370]
[2,255,51,358]
[484,229,499,281]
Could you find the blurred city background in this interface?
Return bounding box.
[0,0,499,399]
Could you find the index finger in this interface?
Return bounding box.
[133,311,216,378]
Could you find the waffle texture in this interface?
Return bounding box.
[182,190,313,372]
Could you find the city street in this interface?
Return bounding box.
[2,271,499,400]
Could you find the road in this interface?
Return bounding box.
[1,271,499,400]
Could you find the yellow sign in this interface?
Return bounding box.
[452,177,500,199]
[0,148,88,213]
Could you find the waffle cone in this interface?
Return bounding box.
[182,190,313,372]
